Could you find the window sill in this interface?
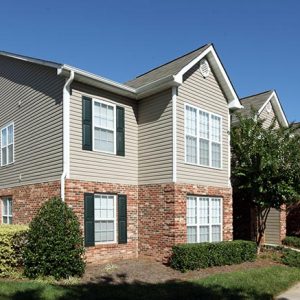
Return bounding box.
[184,161,223,171]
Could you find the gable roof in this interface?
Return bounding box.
[233,90,288,127]
[125,44,211,88]
[0,45,242,108]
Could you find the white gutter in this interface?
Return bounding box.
[59,69,74,201]
[172,86,177,183]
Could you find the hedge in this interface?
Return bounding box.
[283,236,300,249]
[170,240,257,272]
[281,249,300,268]
[0,225,28,277]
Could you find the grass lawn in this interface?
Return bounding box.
[0,265,299,300]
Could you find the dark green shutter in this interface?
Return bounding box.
[116,106,125,156]
[82,96,92,150]
[84,193,95,247]
[118,194,127,244]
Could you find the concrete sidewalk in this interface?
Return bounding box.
[276,282,300,300]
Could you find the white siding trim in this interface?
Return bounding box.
[228,111,231,188]
[172,86,177,182]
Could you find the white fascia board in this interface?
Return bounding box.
[0,51,61,69]
[258,91,289,127]
[174,45,242,109]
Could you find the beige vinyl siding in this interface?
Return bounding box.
[138,89,173,184]
[69,82,138,184]
[265,208,280,244]
[176,64,230,187]
[259,102,279,129]
[0,56,64,188]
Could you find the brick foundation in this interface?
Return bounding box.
[0,181,61,224]
[1,180,233,264]
[138,183,232,261]
[65,179,139,264]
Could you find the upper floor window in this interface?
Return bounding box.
[93,100,116,154]
[1,123,14,166]
[185,104,222,168]
[2,197,12,224]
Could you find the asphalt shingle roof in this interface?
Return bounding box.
[125,44,211,89]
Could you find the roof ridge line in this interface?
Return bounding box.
[130,43,211,80]
[240,89,274,101]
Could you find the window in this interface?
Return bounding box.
[187,196,222,243]
[2,197,12,224]
[185,105,222,168]
[1,123,14,166]
[94,194,116,243]
[93,100,116,154]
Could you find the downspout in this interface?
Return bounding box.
[172,86,177,183]
[60,70,75,201]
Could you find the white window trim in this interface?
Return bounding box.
[2,197,12,224]
[1,122,14,167]
[94,194,117,244]
[187,196,223,243]
[92,98,117,155]
[184,103,223,169]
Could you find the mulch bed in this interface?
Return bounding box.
[82,257,281,284]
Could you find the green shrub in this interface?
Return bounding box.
[170,240,257,272]
[281,249,300,267]
[283,236,300,249]
[23,198,85,279]
[0,225,28,277]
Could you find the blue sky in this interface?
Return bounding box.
[0,0,299,121]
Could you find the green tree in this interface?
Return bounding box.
[231,111,300,250]
[23,198,85,279]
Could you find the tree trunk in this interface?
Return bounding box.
[256,207,271,253]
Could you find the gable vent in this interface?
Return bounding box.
[266,102,272,113]
[199,59,210,78]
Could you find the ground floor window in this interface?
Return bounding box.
[187,196,222,243]
[94,194,116,243]
[2,197,12,224]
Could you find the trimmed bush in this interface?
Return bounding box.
[23,198,85,279]
[281,249,300,268]
[283,236,300,249]
[0,225,28,277]
[171,240,257,272]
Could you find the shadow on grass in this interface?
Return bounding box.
[3,273,273,300]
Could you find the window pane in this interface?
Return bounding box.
[199,198,209,225]
[8,200,12,216]
[94,128,114,153]
[1,148,7,165]
[199,111,209,139]
[199,139,209,165]
[7,125,13,144]
[95,220,114,242]
[199,226,209,242]
[185,106,197,136]
[212,225,221,242]
[187,226,197,243]
[1,128,7,147]
[211,198,221,224]
[186,136,197,164]
[8,145,13,164]
[8,217,12,224]
[3,199,8,216]
[2,216,7,224]
[211,142,221,168]
[187,197,197,225]
[211,115,221,142]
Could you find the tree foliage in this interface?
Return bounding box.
[231,111,300,247]
[23,198,85,279]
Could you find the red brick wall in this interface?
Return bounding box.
[0,181,61,224]
[65,179,139,264]
[138,183,232,261]
[280,205,286,241]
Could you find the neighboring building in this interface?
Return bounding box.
[232,90,288,245]
[0,44,242,263]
